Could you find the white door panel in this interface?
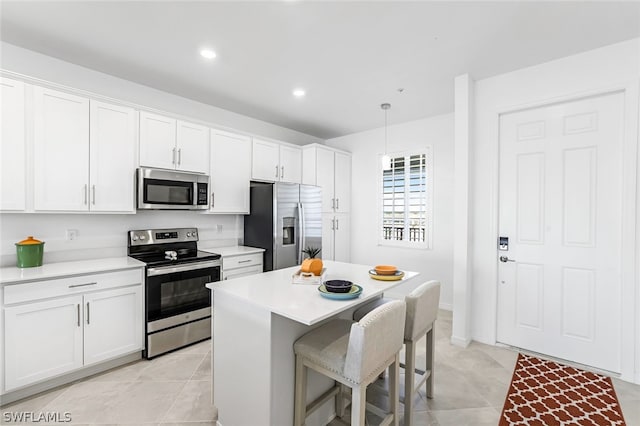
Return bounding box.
[0,77,26,211]
[497,92,624,373]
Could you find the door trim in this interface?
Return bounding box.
[488,82,639,383]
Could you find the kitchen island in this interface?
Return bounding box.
[206,260,420,426]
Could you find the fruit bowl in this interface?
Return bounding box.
[323,280,353,293]
[374,265,397,276]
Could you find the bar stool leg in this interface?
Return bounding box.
[426,328,435,399]
[294,356,307,426]
[336,383,345,418]
[389,353,400,426]
[404,340,416,426]
[351,385,367,426]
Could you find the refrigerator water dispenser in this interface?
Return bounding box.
[283,217,295,245]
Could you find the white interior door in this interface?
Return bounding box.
[497,92,624,373]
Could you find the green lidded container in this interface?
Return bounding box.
[16,236,45,268]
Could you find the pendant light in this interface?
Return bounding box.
[381,103,391,171]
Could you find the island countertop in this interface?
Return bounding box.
[206,260,419,326]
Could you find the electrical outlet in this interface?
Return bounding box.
[216,224,223,234]
[66,229,78,240]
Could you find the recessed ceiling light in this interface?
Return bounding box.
[293,89,306,97]
[200,49,217,59]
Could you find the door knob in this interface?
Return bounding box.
[499,256,516,263]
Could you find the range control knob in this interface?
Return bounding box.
[186,232,192,237]
[140,235,146,240]
[192,231,197,238]
[132,235,139,241]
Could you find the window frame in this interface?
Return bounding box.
[377,148,433,249]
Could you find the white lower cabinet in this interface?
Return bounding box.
[5,295,84,390]
[222,252,264,280]
[2,268,144,392]
[84,286,143,366]
[321,213,350,262]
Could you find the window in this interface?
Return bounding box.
[379,150,432,248]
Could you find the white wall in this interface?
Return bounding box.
[0,42,323,146]
[468,38,640,382]
[0,213,242,267]
[326,113,454,309]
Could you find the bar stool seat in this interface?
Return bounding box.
[294,300,407,426]
[353,280,441,426]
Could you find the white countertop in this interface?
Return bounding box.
[200,245,265,257]
[206,260,419,326]
[0,257,145,284]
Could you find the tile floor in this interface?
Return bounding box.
[2,310,640,425]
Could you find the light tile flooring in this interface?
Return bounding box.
[3,310,640,425]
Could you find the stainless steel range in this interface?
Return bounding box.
[127,227,221,358]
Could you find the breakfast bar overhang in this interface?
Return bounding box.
[207,260,420,426]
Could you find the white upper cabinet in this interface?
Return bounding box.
[89,100,137,212]
[139,112,209,174]
[278,144,302,184]
[34,87,90,211]
[302,144,351,213]
[333,152,351,213]
[210,129,251,214]
[0,77,26,211]
[176,120,210,174]
[251,138,280,181]
[252,138,301,183]
[33,89,136,213]
[139,111,176,170]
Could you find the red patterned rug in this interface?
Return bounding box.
[499,353,626,425]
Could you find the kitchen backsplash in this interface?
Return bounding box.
[0,212,243,267]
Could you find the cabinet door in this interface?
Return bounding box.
[0,77,26,211]
[34,87,90,211]
[316,148,336,213]
[89,101,137,212]
[321,214,335,261]
[333,213,350,262]
[210,130,251,213]
[334,152,351,213]
[279,145,302,183]
[5,295,84,391]
[83,286,143,366]
[223,264,263,281]
[139,111,176,170]
[252,138,280,181]
[176,120,209,174]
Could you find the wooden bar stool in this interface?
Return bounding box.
[293,300,407,426]
[353,280,441,426]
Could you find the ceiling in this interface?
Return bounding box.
[1,1,639,139]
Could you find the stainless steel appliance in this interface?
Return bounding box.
[244,182,322,271]
[137,167,210,210]
[127,227,221,358]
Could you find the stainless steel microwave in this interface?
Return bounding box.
[137,168,209,210]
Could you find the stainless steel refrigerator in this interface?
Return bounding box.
[244,181,322,271]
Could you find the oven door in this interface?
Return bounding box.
[146,261,220,328]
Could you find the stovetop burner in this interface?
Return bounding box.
[127,227,220,266]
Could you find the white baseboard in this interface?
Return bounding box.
[450,335,471,347]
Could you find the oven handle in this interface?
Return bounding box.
[147,260,221,276]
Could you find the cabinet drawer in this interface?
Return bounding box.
[3,268,143,305]
[223,253,263,271]
[223,265,263,281]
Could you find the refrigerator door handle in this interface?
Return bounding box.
[298,202,305,264]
